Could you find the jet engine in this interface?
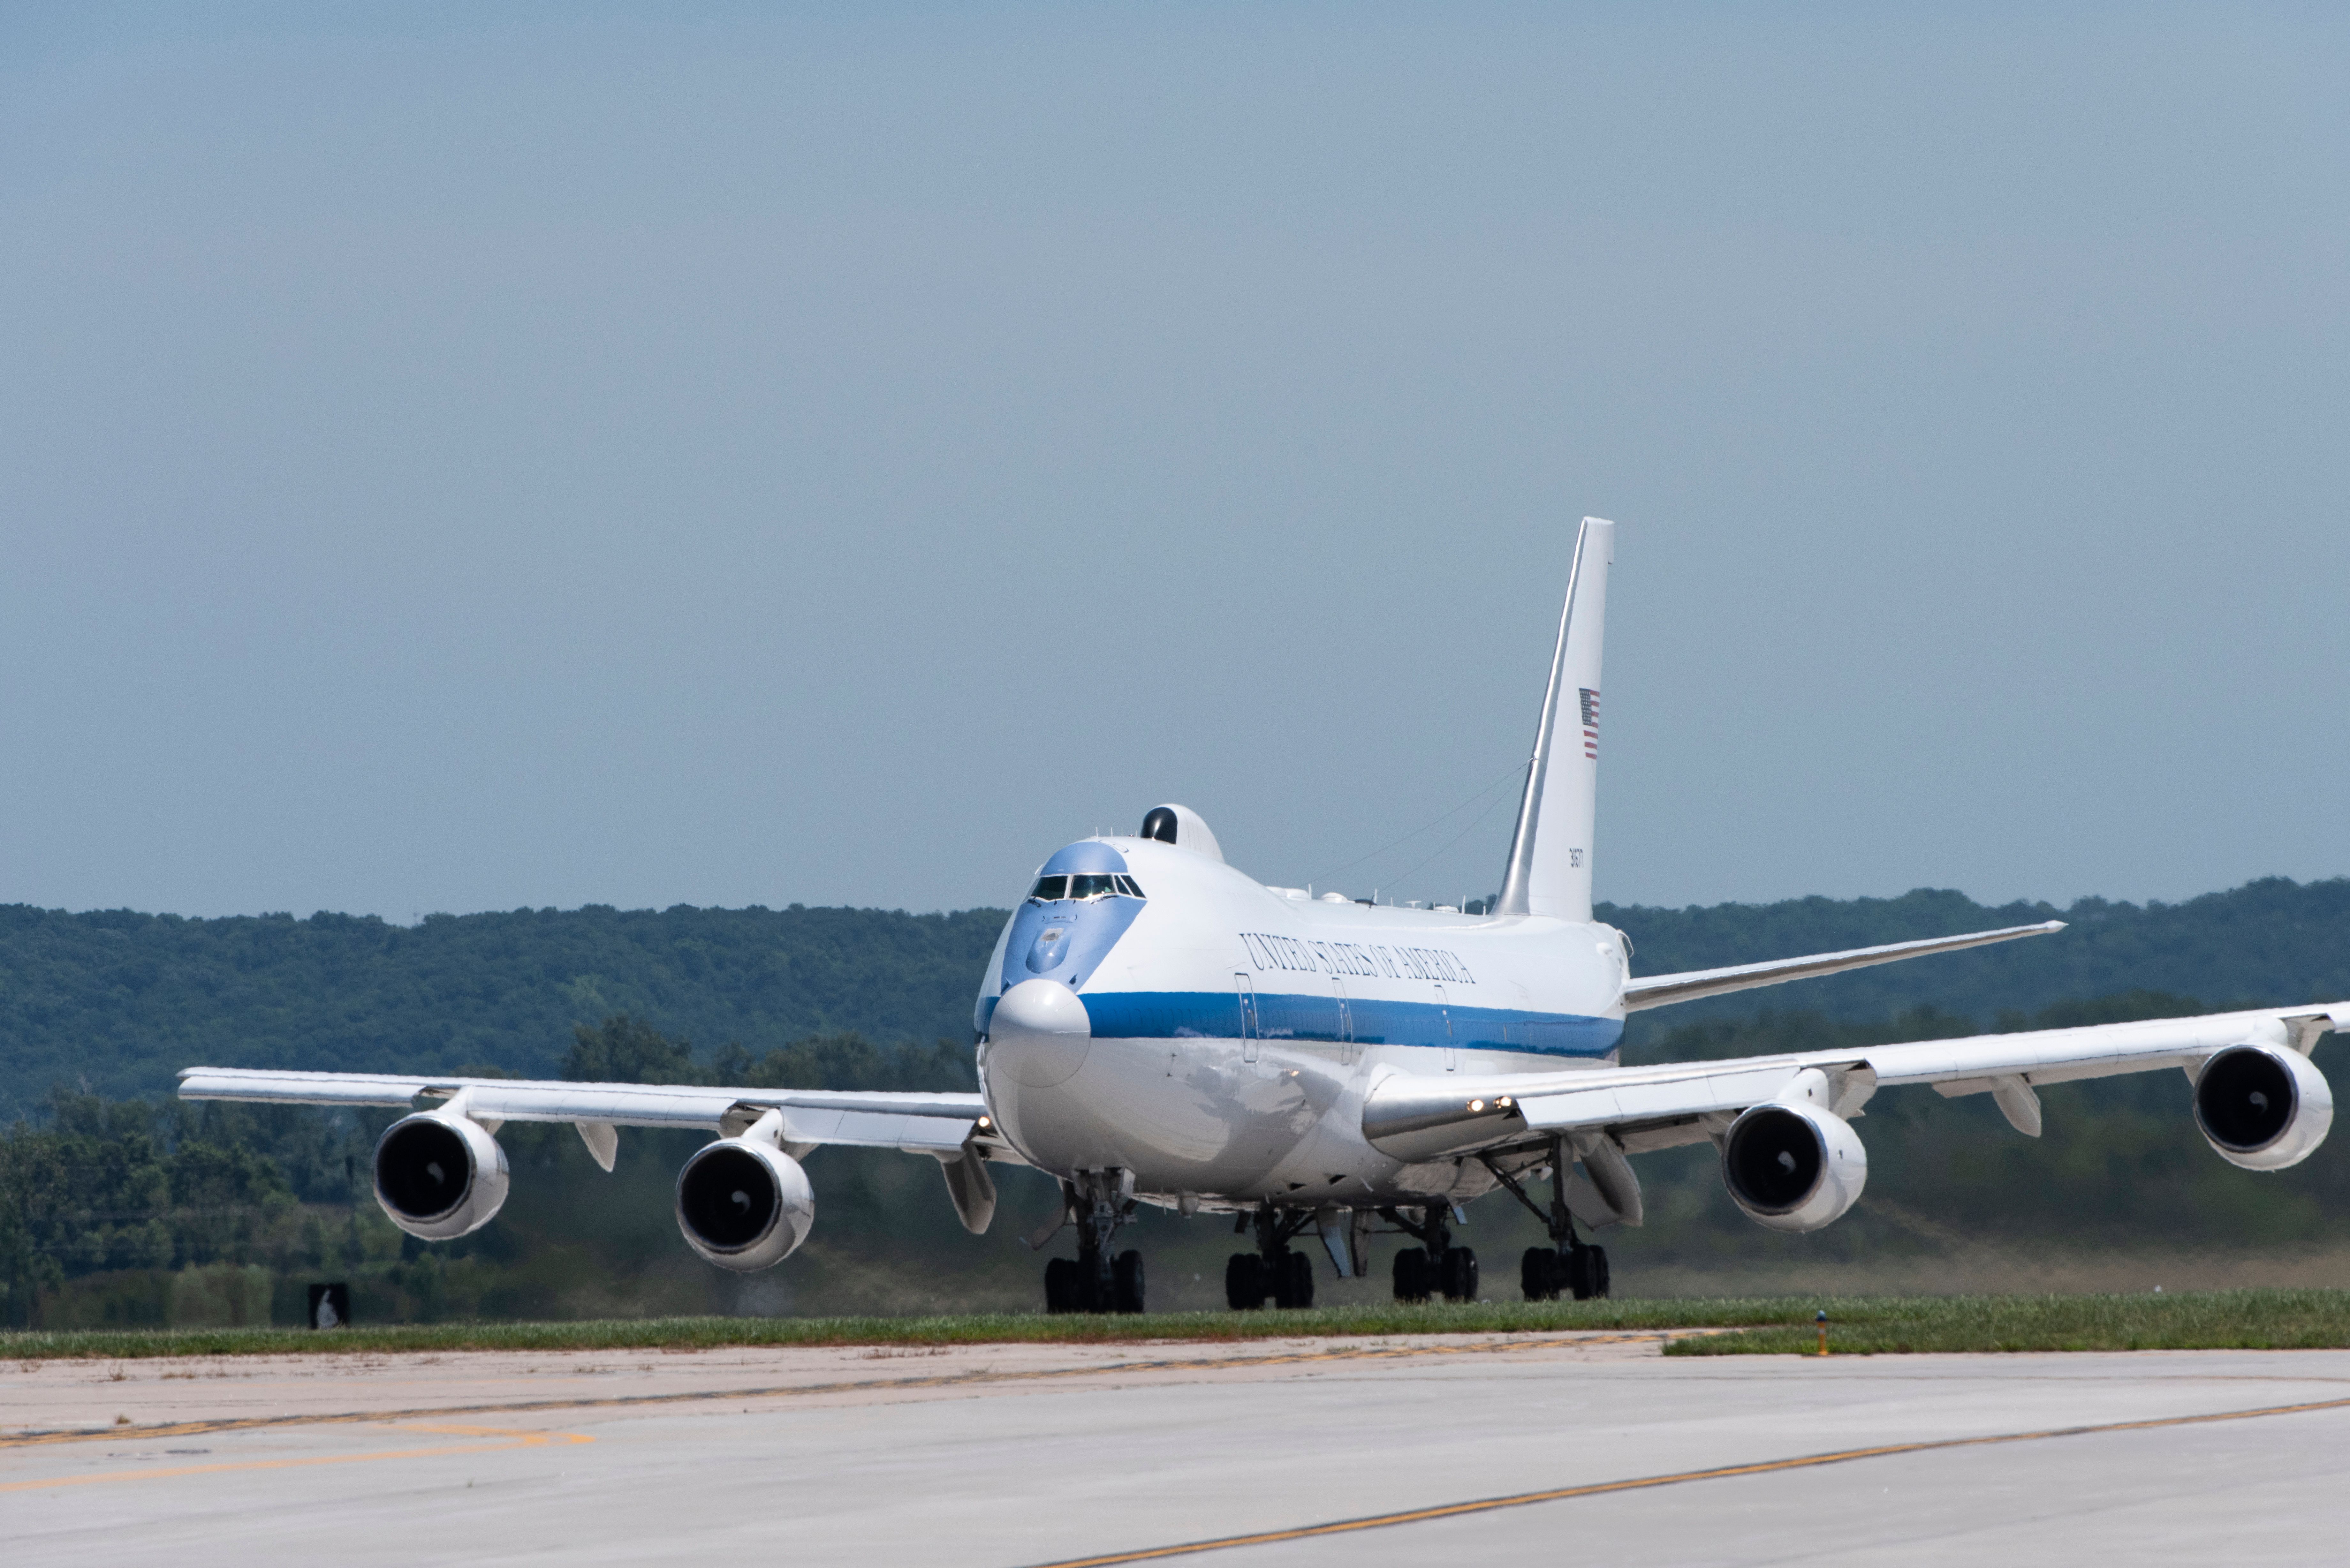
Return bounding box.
[373,1111,510,1240]
[2194,1043,2334,1171]
[674,1134,816,1272]
[1720,1099,1868,1233]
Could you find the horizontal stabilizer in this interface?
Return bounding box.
[1620,921,2065,1012]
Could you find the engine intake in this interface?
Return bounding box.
[2195,1043,2333,1171]
[1721,1100,1867,1233]
[675,1137,815,1271]
[373,1111,510,1240]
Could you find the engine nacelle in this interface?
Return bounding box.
[373,1111,510,1240]
[675,1137,816,1271]
[1720,1099,1868,1233]
[2194,1043,2334,1171]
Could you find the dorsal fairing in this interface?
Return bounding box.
[1495,519,1613,921]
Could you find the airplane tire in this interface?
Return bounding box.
[1566,1244,1615,1301]
[1280,1250,1315,1310]
[1393,1247,1432,1303]
[1442,1246,1479,1302]
[1044,1256,1082,1314]
[1225,1252,1267,1310]
[1521,1246,1559,1302]
[1112,1249,1146,1315]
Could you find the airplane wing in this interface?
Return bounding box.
[1619,920,2066,1010]
[1364,1001,2350,1225]
[176,1067,1017,1164]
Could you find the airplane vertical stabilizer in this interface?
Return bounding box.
[1494,517,1613,921]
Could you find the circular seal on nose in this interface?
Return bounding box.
[988,978,1093,1088]
[1026,924,1072,973]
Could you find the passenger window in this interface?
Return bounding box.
[1030,875,1069,901]
[1070,873,1117,900]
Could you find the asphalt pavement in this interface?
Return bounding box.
[5,1331,2346,1565]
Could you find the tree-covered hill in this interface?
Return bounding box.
[0,904,1007,1117]
[5,876,2350,1118]
[8,880,2350,1325]
[1604,875,2350,1042]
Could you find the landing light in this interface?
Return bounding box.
[977,1116,992,1130]
[1469,1099,1485,1113]
[1498,1096,1513,1109]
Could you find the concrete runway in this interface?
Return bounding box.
[6,1331,2349,1566]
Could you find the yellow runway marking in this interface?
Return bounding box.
[0,1331,1696,1451]
[1017,1391,2350,1566]
[0,1424,593,1494]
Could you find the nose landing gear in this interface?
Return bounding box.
[1042,1169,1145,1315]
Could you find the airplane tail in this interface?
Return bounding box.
[1493,517,1613,921]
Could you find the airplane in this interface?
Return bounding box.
[179,517,2346,1314]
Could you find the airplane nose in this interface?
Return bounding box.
[987,977,1092,1089]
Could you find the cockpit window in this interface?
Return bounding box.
[1033,871,1145,902]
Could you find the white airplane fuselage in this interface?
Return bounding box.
[976,833,1627,1210]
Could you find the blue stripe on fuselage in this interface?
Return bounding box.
[1074,990,1620,1059]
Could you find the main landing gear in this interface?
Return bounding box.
[1043,1169,1145,1315]
[1383,1204,1479,1302]
[1483,1136,1611,1301]
[1224,1206,1318,1310]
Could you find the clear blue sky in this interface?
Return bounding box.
[4,4,2345,919]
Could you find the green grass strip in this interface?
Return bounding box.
[1665,1288,2350,1356]
[6,1289,2345,1361]
[0,1298,1770,1360]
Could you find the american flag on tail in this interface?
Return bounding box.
[1579,688,1599,759]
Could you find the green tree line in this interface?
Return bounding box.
[0,1017,990,1329]
[1603,875,2350,1040]
[11,994,2350,1327]
[9,878,2350,1119]
[0,902,1007,1117]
